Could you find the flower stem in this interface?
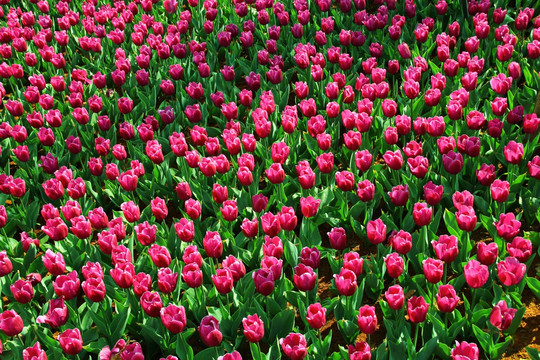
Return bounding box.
[414,323,420,351]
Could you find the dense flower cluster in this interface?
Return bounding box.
[0,0,538,359]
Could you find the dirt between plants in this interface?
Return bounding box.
[501,287,540,359]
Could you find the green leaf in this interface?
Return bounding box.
[416,337,438,360]
[443,209,461,237]
[176,331,195,360]
[527,347,540,360]
[110,305,131,341]
[472,324,492,354]
[504,306,526,336]
[527,277,540,299]
[268,309,295,342]
[284,239,298,268]
[250,341,264,360]
[194,348,220,360]
[337,319,358,344]
[490,336,512,359]
[88,306,110,337]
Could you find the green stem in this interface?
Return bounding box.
[414,323,420,351]
[422,225,428,258]
[471,289,478,312]
[443,265,447,284]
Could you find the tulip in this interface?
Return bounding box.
[242,314,265,343]
[334,267,358,296]
[212,268,234,294]
[0,251,13,277]
[278,207,298,232]
[140,291,163,318]
[366,219,386,245]
[316,152,334,173]
[489,300,517,331]
[357,305,377,335]
[348,341,371,360]
[135,221,157,246]
[161,304,187,334]
[384,253,404,279]
[150,197,168,221]
[423,181,443,206]
[81,277,105,302]
[507,237,532,262]
[357,180,375,202]
[451,341,479,360]
[335,171,355,191]
[266,163,285,184]
[383,150,403,170]
[280,333,307,360]
[199,316,222,347]
[456,206,477,232]
[413,203,432,227]
[504,141,524,164]
[53,271,80,300]
[436,285,460,313]
[494,213,521,240]
[407,296,429,323]
[497,257,526,287]
[121,343,144,359]
[157,268,179,294]
[389,185,409,207]
[253,268,275,296]
[293,264,317,292]
[23,342,48,360]
[58,328,83,355]
[36,298,69,328]
[423,258,444,284]
[385,285,405,310]
[0,310,24,336]
[388,230,412,255]
[442,151,464,174]
[464,260,489,288]
[110,262,135,289]
[355,150,373,172]
[306,303,326,330]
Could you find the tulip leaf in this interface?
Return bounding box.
[527,277,540,299]
[283,239,298,268]
[448,317,467,341]
[503,306,525,337]
[389,339,407,359]
[250,341,265,360]
[337,318,358,344]
[268,309,295,342]
[527,347,540,360]
[472,324,492,353]
[22,244,36,274]
[374,340,389,360]
[443,209,461,237]
[89,305,110,337]
[176,330,195,360]
[490,335,512,359]
[194,348,221,360]
[416,336,438,360]
[110,305,131,342]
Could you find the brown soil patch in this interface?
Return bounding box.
[502,287,540,359]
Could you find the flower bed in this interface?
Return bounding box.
[0,0,539,359]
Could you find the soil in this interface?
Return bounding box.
[501,287,540,359]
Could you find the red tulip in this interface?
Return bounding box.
[357,305,377,334]
[489,300,517,331]
[385,284,405,310]
[58,328,83,355]
[407,296,429,323]
[280,333,307,360]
